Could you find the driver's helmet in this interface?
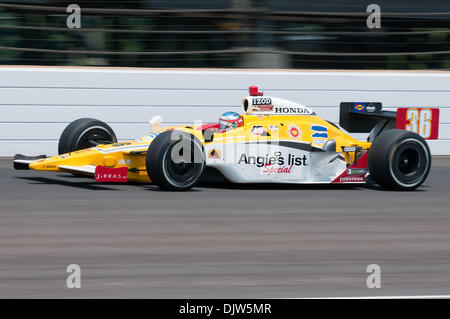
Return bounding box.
[219,112,243,131]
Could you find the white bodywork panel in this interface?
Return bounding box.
[59,165,97,175]
[243,96,315,116]
[13,159,38,165]
[204,141,346,184]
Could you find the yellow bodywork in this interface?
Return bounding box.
[28,114,371,183]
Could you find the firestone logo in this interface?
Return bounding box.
[339,176,365,182]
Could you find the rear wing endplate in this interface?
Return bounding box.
[339,102,439,140]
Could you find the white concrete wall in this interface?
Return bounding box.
[1,66,449,156]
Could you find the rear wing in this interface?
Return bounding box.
[339,102,395,133]
[339,102,439,140]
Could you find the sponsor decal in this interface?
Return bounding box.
[251,125,267,136]
[238,151,307,175]
[288,124,301,139]
[251,98,273,112]
[268,125,279,132]
[95,166,128,182]
[347,168,367,175]
[118,159,131,165]
[262,164,294,175]
[313,139,327,145]
[111,142,132,147]
[353,103,366,113]
[342,146,357,152]
[311,125,328,139]
[353,103,377,113]
[60,154,70,159]
[252,97,272,105]
[256,105,274,112]
[208,149,221,159]
[74,148,92,154]
[238,152,283,167]
[275,107,307,114]
[366,104,376,112]
[339,176,365,183]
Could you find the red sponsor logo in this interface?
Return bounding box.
[95,166,128,182]
[257,105,274,111]
[261,164,293,175]
[396,108,439,140]
[288,125,301,139]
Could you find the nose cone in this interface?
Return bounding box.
[29,148,100,171]
[29,156,60,171]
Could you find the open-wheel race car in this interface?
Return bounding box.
[13,86,439,191]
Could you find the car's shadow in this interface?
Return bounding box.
[195,182,427,192]
[16,174,428,193]
[15,176,118,191]
[196,181,369,191]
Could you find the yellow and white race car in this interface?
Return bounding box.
[13,86,439,191]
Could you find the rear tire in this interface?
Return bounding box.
[146,130,205,191]
[368,129,431,191]
[58,118,117,154]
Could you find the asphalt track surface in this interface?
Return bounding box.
[1,157,450,298]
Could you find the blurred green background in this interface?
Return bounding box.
[1,0,450,69]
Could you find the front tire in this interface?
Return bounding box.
[146,130,205,191]
[58,118,117,154]
[368,129,431,191]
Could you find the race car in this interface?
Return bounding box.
[13,86,439,191]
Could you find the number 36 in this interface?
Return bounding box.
[405,108,432,139]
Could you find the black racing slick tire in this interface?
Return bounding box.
[367,129,431,191]
[146,130,205,191]
[58,118,117,154]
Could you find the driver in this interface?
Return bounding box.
[219,112,243,132]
